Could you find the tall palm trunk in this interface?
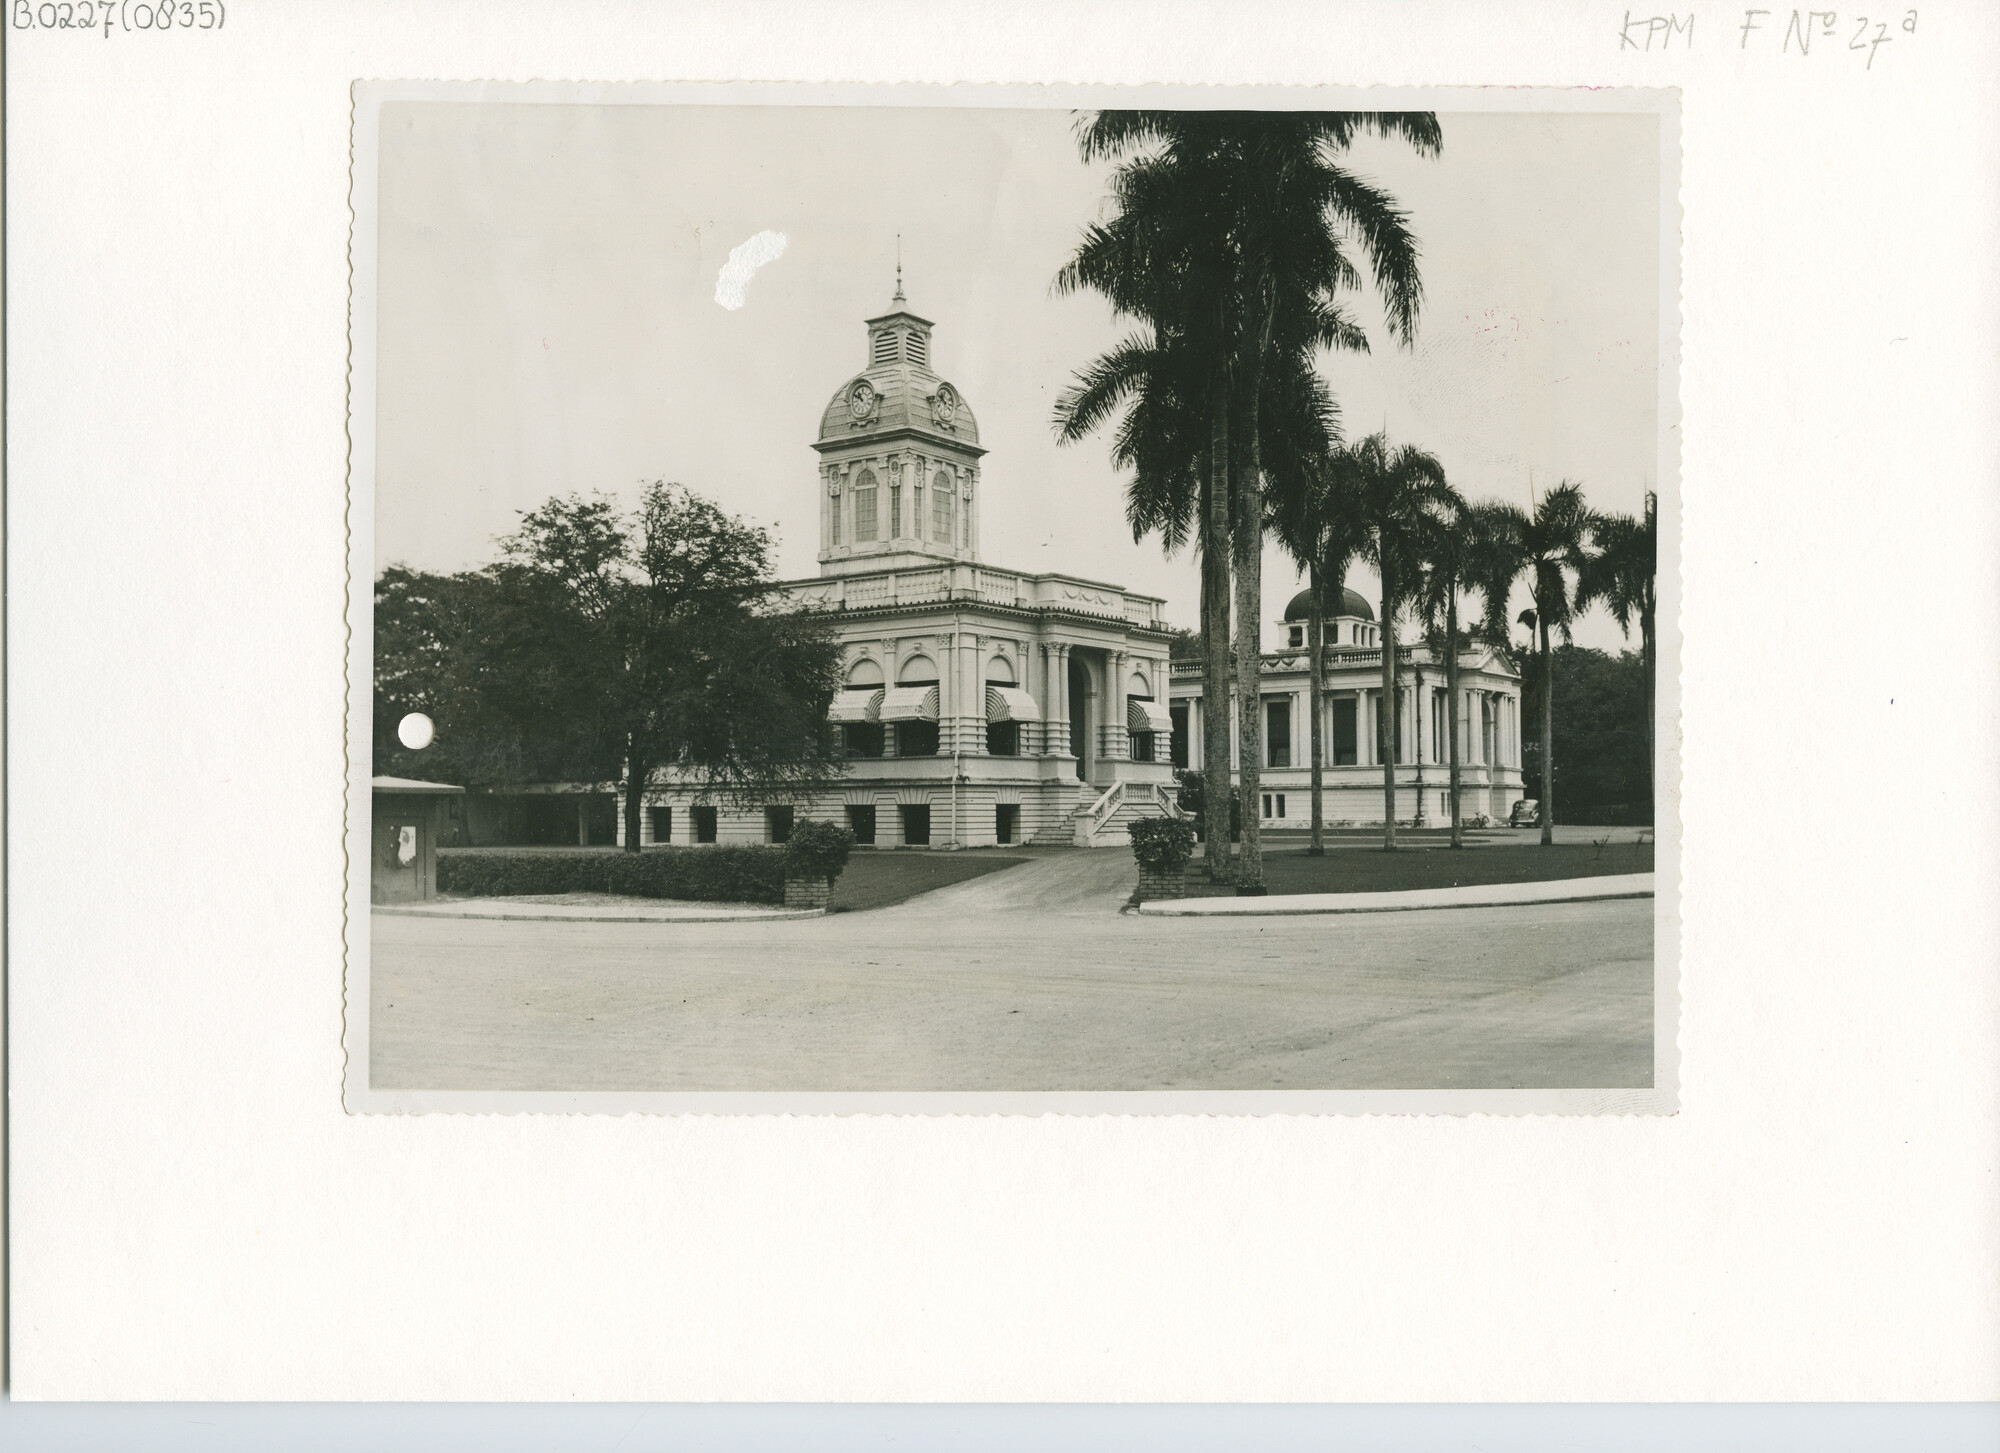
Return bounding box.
[1445,593,1463,850]
[1378,555,1399,851]
[1307,568,1325,856]
[1201,402,1234,881]
[1231,285,1276,891]
[1539,608,1555,846]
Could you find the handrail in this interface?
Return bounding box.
[1071,780,1127,846]
[1155,782,1188,819]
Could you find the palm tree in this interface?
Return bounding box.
[1270,449,1367,855]
[1415,498,1505,848]
[1338,433,1455,851]
[1577,490,1658,806]
[1055,128,1243,878]
[1069,110,1439,890]
[1475,482,1598,845]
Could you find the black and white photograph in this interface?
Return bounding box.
[347,83,1679,1112]
[15,0,2000,1417]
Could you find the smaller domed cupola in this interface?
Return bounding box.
[1281,584,1378,649]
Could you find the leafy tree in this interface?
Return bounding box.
[1337,432,1458,850]
[1520,646,1650,824]
[1473,482,1599,844]
[375,482,845,852]
[373,565,616,789]
[1576,490,1658,802]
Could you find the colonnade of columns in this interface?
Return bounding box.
[1178,680,1521,772]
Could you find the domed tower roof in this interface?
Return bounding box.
[811,284,989,577]
[814,293,981,454]
[1284,584,1374,622]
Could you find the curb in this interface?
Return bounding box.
[1135,873,1655,918]
[373,905,826,924]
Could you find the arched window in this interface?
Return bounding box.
[986,655,1015,685]
[853,469,878,541]
[932,468,954,542]
[846,658,884,687]
[896,654,936,685]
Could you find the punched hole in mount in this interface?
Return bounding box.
[397,712,435,750]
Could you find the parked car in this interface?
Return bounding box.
[1509,798,1541,828]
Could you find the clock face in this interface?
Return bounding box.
[931,384,958,427]
[848,379,877,422]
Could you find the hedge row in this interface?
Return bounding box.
[438,847,787,904]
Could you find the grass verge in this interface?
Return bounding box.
[1181,841,1653,898]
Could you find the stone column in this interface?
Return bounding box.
[1103,650,1129,760]
[1053,643,1071,760]
[1036,643,1052,756]
[960,630,984,756]
[880,638,899,758]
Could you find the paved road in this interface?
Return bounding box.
[370,851,1653,1092]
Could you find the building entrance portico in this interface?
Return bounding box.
[1067,651,1090,780]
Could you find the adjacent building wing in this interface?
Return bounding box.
[878,684,941,722]
[984,686,1041,723]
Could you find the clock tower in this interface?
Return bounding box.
[812,282,985,576]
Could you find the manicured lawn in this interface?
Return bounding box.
[827,850,1038,913]
[1181,840,1654,897]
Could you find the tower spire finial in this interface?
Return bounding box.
[894,235,905,304]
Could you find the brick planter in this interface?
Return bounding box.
[1135,864,1187,903]
[783,876,831,911]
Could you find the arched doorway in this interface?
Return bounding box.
[1067,651,1090,780]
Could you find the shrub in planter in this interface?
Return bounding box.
[783,819,855,884]
[1128,816,1197,902]
[781,819,855,909]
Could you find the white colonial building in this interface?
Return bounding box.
[618,288,1183,849]
[1165,586,1527,828]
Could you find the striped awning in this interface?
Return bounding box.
[1127,697,1173,735]
[827,688,883,723]
[985,686,1041,723]
[879,685,940,722]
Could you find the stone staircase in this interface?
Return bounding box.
[1026,791,1085,847]
[1070,780,1182,848]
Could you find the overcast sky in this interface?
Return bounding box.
[374,101,1663,653]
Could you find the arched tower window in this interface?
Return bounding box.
[853,469,878,542]
[871,331,897,365]
[932,467,954,543]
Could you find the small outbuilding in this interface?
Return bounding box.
[371,776,465,904]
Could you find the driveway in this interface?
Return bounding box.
[369,850,1653,1092]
